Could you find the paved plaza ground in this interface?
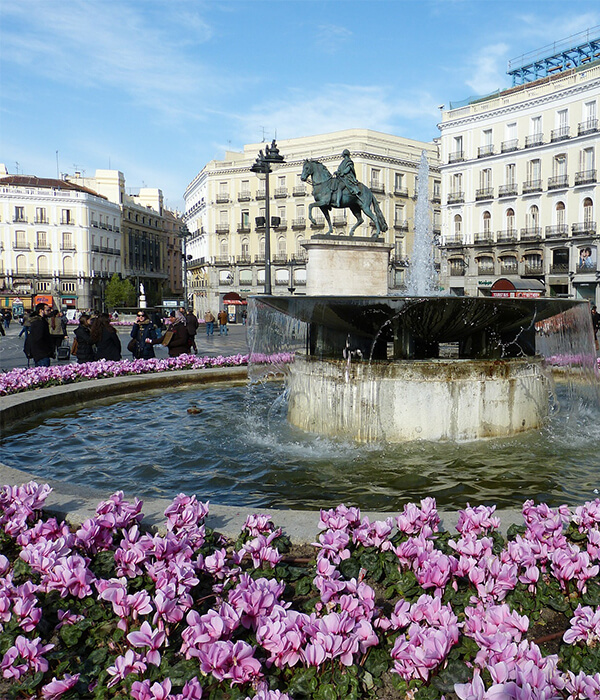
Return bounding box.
[0,320,251,372]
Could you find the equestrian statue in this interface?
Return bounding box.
[301,150,388,238]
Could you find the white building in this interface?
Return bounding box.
[438,43,600,302]
[184,129,440,315]
[0,167,122,311]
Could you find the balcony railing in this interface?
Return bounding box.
[394,219,409,231]
[548,175,569,190]
[578,119,598,136]
[447,191,464,204]
[394,187,409,197]
[497,229,518,243]
[236,255,252,265]
[523,264,544,276]
[34,217,48,224]
[572,221,597,236]
[477,144,494,158]
[237,191,251,202]
[448,150,465,163]
[520,227,542,241]
[549,263,569,274]
[213,256,231,265]
[292,218,306,229]
[256,190,265,200]
[444,234,463,245]
[525,133,543,148]
[237,224,251,234]
[370,182,384,194]
[575,169,597,186]
[474,232,494,244]
[576,263,597,273]
[274,188,288,198]
[448,266,466,277]
[60,245,76,251]
[273,219,287,229]
[310,219,325,228]
[523,179,542,194]
[475,187,494,201]
[215,224,229,234]
[550,126,570,142]
[545,224,568,238]
[293,185,306,196]
[272,254,289,264]
[500,265,518,276]
[13,242,31,250]
[477,266,495,275]
[216,194,230,203]
[498,184,518,197]
[34,244,52,251]
[501,139,518,153]
[332,216,347,227]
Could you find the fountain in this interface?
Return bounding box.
[249,151,597,443]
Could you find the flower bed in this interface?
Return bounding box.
[1,484,600,699]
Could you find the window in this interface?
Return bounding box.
[219,239,228,257]
[483,211,491,233]
[480,168,492,188]
[241,210,250,228]
[506,208,515,231]
[371,169,380,184]
[501,256,518,272]
[585,101,597,122]
[239,269,252,284]
[453,214,462,236]
[15,230,27,247]
[506,123,517,140]
[530,116,541,135]
[477,256,494,273]
[453,136,463,151]
[296,236,305,255]
[483,129,492,146]
[395,238,403,258]
[395,173,404,189]
[581,147,595,171]
[277,237,286,256]
[394,204,405,225]
[584,198,594,224]
[63,256,73,274]
[61,209,72,224]
[506,163,516,184]
[241,238,249,257]
[219,182,227,195]
[35,207,46,223]
[14,206,25,222]
[527,205,540,228]
[36,231,47,247]
[528,159,541,180]
[433,181,441,199]
[62,232,73,249]
[37,255,49,274]
[553,154,567,176]
[557,109,568,129]
[259,237,265,258]
[277,176,285,188]
[16,255,27,273]
[556,201,566,226]
[219,210,228,224]
[452,173,462,192]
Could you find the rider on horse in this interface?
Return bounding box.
[333,149,361,207]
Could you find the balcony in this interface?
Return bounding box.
[477,266,495,276]
[500,265,518,276]
[216,193,230,204]
[293,185,306,196]
[216,224,230,234]
[237,191,251,202]
[522,179,542,194]
[498,184,518,198]
[237,224,251,234]
[545,224,568,238]
[236,255,252,265]
[370,181,384,194]
[256,190,265,200]
[575,169,597,186]
[550,126,570,143]
[292,218,306,229]
[34,244,52,251]
[578,118,598,136]
[477,144,494,158]
[394,219,409,231]
[274,188,288,198]
[549,263,569,274]
[394,187,409,197]
[525,133,543,148]
[290,253,308,264]
[497,229,518,243]
[576,263,597,274]
[448,266,466,277]
[13,242,31,250]
[272,254,289,264]
[474,232,494,244]
[311,218,326,229]
[572,221,597,236]
[501,139,518,153]
[475,187,494,201]
[444,234,464,246]
[523,264,544,276]
[520,227,542,241]
[34,217,48,224]
[447,191,464,204]
[548,175,569,190]
[333,216,347,227]
[448,150,465,163]
[213,256,231,265]
[273,219,288,230]
[60,244,76,251]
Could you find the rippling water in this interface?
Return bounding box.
[2,382,600,511]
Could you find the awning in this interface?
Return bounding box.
[490,277,545,298]
[223,292,247,305]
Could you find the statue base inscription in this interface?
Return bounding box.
[303,236,393,296]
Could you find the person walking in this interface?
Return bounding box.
[73,313,95,364]
[182,306,199,353]
[90,313,121,361]
[18,311,31,339]
[26,303,54,367]
[592,304,600,351]
[204,310,215,336]
[218,308,229,335]
[129,310,159,359]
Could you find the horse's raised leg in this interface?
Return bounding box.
[348,204,364,236]
[321,206,333,235]
[308,201,318,226]
[359,197,380,237]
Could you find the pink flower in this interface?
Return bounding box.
[41,673,80,699]
[127,621,166,666]
[1,635,54,679]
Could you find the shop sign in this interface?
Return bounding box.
[478,280,493,286]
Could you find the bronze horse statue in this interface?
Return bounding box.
[301,159,388,237]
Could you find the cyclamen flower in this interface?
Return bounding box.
[243,513,277,537]
[131,678,172,700]
[40,673,80,699]
[563,605,600,645]
[456,504,501,535]
[127,621,166,666]
[1,635,54,679]
[106,649,147,687]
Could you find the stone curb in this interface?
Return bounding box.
[0,368,531,542]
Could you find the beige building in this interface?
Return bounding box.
[68,170,184,307]
[438,57,600,302]
[183,129,440,315]
[0,166,122,311]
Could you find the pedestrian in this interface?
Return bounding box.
[47,310,66,354]
[90,313,121,361]
[73,313,95,364]
[242,309,247,326]
[182,306,199,353]
[3,309,12,330]
[155,310,190,357]
[218,308,229,335]
[18,312,31,338]
[592,305,600,351]
[129,310,159,359]
[204,310,215,336]
[25,303,54,367]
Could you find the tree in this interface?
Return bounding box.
[104,274,137,308]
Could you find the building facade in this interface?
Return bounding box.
[68,170,184,307]
[438,55,600,302]
[183,129,440,315]
[0,167,122,311]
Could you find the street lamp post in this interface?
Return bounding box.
[250,140,285,295]
[179,224,191,308]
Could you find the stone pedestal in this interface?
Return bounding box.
[303,236,393,296]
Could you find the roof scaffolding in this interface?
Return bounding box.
[508,26,600,86]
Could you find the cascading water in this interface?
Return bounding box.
[405,150,439,296]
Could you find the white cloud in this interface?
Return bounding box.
[314,23,353,54]
[465,43,509,95]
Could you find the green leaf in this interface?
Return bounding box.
[60,619,92,647]
[432,659,472,693]
[363,647,390,678]
[314,682,338,700]
[288,666,318,696]
[296,576,313,596]
[339,557,361,581]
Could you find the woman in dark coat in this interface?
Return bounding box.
[74,313,95,364]
[90,313,121,361]
[155,311,190,357]
[129,310,158,359]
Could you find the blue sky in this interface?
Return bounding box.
[1,0,599,211]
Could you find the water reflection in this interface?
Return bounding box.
[1,382,599,511]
